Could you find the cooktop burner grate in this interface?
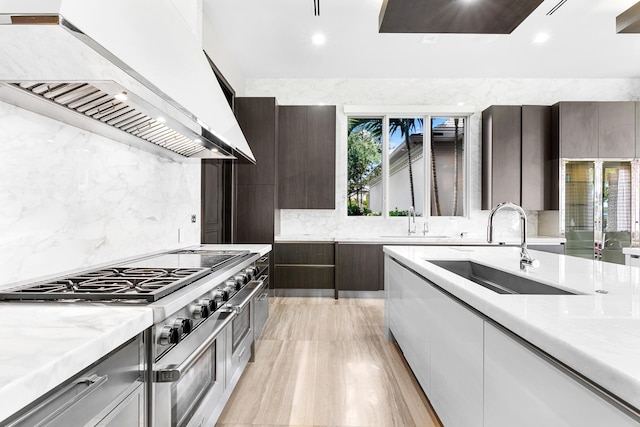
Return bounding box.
[0,267,210,302]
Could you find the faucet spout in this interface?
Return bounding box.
[408,206,417,234]
[487,202,538,270]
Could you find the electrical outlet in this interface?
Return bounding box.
[191,214,196,223]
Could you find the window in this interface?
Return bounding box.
[430,117,465,217]
[347,117,383,216]
[346,113,467,218]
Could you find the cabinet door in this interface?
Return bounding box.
[598,102,636,158]
[430,284,484,427]
[235,185,275,243]
[235,97,278,185]
[336,244,381,291]
[482,106,521,209]
[522,105,554,210]
[306,106,336,209]
[484,324,639,427]
[278,106,307,208]
[558,102,599,158]
[385,258,433,395]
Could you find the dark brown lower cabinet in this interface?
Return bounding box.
[274,243,335,290]
[274,266,335,289]
[336,244,383,292]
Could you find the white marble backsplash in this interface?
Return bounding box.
[0,101,201,286]
[245,77,640,240]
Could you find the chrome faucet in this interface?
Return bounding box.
[408,206,417,234]
[487,202,539,271]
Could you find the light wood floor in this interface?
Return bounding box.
[216,297,443,427]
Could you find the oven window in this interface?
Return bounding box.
[172,342,216,427]
[232,306,251,352]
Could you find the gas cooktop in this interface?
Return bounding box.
[0,249,251,303]
[0,267,211,302]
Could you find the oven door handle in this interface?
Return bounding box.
[231,279,264,314]
[153,310,235,383]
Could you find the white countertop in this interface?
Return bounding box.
[0,304,152,422]
[0,243,271,422]
[384,245,640,411]
[275,234,565,245]
[623,248,640,257]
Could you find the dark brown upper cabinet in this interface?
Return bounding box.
[554,102,599,159]
[598,102,636,158]
[482,105,555,211]
[235,97,278,186]
[522,105,556,210]
[482,106,522,209]
[553,101,636,159]
[278,105,336,209]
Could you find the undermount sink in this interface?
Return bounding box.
[430,260,577,295]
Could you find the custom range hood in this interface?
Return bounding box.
[0,0,255,162]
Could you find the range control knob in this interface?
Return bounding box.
[215,287,230,302]
[158,325,181,346]
[192,303,210,319]
[173,317,193,335]
[207,297,222,313]
[243,267,256,281]
[203,298,218,312]
[245,266,258,278]
[234,273,248,287]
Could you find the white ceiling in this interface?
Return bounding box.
[204,0,640,79]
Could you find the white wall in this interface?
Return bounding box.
[245,78,640,240]
[0,102,201,287]
[201,11,246,96]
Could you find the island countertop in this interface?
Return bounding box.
[383,245,640,412]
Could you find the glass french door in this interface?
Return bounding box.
[561,160,638,265]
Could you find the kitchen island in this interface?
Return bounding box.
[385,245,640,427]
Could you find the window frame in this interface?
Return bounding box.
[345,105,472,219]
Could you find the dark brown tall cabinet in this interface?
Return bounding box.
[234,98,279,283]
[278,105,336,209]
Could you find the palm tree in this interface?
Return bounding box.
[389,119,422,210]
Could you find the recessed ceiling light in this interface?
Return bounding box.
[156,116,166,123]
[312,33,326,45]
[114,92,128,101]
[194,138,202,144]
[457,102,465,106]
[212,148,219,153]
[532,32,550,44]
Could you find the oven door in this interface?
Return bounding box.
[152,309,234,427]
[254,274,269,340]
[226,279,264,386]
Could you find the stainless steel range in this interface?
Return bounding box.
[0,247,270,427]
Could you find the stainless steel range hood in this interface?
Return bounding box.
[0,0,256,162]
